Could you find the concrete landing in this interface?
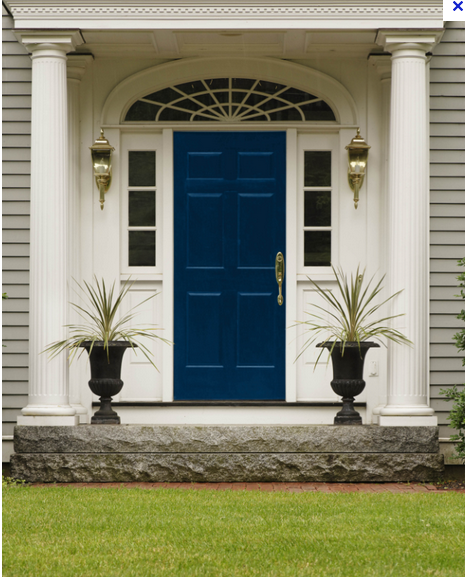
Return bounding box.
[11,425,444,483]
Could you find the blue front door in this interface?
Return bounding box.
[174,132,286,400]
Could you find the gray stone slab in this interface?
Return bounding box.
[11,452,444,483]
[13,425,440,454]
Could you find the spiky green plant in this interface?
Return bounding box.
[44,277,170,369]
[296,265,412,365]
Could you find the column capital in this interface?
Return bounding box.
[67,54,93,81]
[376,29,444,55]
[14,30,84,54]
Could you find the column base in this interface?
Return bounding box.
[17,415,79,426]
[371,405,385,424]
[71,404,89,424]
[378,415,438,426]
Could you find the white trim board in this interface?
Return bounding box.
[5,1,444,30]
[114,405,367,425]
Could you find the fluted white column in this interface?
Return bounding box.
[67,56,93,423]
[15,31,83,425]
[376,31,443,426]
[368,55,392,422]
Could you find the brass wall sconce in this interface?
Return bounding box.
[90,129,115,210]
[345,128,370,209]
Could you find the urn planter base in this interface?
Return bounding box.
[331,378,366,425]
[90,394,122,425]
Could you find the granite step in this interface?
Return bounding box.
[11,425,444,483]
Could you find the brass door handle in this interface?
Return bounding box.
[275,252,284,306]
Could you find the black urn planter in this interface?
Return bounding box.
[318,341,380,425]
[80,341,134,424]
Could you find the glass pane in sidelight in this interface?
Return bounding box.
[129,151,156,187]
[304,151,331,187]
[129,231,156,267]
[304,191,331,227]
[129,191,156,227]
[304,231,331,267]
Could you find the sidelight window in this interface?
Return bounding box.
[127,151,157,268]
[303,151,332,267]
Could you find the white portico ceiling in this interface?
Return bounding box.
[77,29,382,58]
[4,0,444,31]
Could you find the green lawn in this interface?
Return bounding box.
[2,486,465,577]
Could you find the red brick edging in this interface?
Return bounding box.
[30,481,464,493]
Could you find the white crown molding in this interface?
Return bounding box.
[4,1,444,31]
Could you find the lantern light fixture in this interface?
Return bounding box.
[90,129,115,210]
[345,128,371,209]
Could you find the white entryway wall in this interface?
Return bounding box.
[70,55,387,423]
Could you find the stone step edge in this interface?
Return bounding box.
[13,425,440,454]
[11,452,445,483]
[11,450,442,455]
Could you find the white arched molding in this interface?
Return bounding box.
[101,57,358,126]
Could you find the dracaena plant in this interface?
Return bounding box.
[296,265,412,364]
[44,276,170,369]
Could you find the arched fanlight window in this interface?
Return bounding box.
[125,78,336,122]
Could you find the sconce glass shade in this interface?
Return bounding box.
[345,128,370,209]
[90,129,115,210]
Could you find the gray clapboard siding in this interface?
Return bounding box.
[431,259,465,273]
[430,164,464,176]
[2,69,31,81]
[431,150,464,163]
[2,134,31,146]
[431,110,464,123]
[2,82,31,95]
[431,136,465,149]
[431,68,466,82]
[2,201,30,215]
[431,191,464,203]
[2,5,30,451]
[2,95,31,107]
[431,245,464,258]
[2,149,31,161]
[431,231,464,244]
[2,121,31,134]
[2,270,29,284]
[430,83,464,96]
[2,326,29,340]
[430,124,464,137]
[430,22,465,434]
[2,228,30,241]
[430,216,464,230]
[430,96,465,109]
[3,381,28,394]
[431,344,462,357]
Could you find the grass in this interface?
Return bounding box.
[2,485,465,577]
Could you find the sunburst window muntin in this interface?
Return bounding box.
[124,78,336,123]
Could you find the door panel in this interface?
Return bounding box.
[174,132,286,400]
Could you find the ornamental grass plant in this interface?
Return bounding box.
[297,265,412,365]
[44,276,170,368]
